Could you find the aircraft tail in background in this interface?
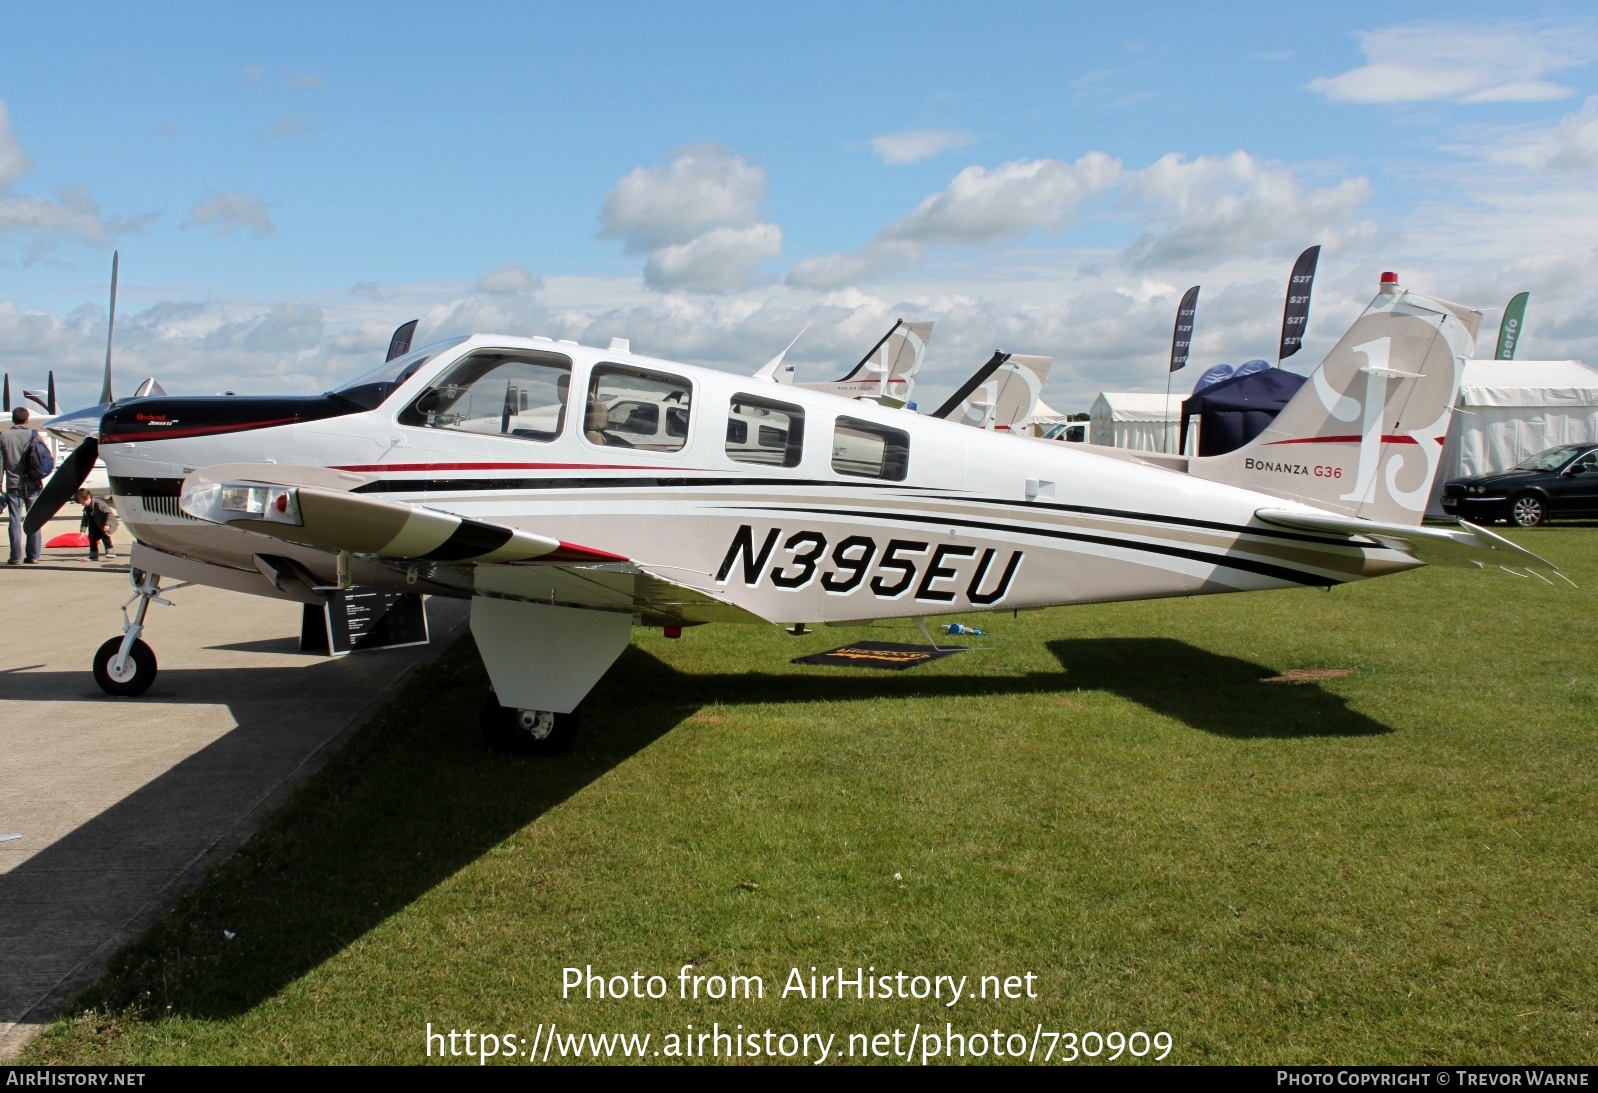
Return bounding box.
[1189,274,1481,526]
[789,319,934,404]
[932,352,1053,431]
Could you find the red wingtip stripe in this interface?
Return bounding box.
[543,540,630,563]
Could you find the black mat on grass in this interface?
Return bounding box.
[792,641,966,670]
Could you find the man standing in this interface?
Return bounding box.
[3,407,43,565]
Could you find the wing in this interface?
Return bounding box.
[178,463,766,626]
[1255,508,1560,575]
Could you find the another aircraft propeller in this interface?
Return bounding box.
[24,437,99,536]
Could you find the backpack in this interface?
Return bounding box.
[23,436,54,486]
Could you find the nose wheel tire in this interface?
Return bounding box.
[1510,493,1548,528]
[480,690,580,755]
[93,637,158,697]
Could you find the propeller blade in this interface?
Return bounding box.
[2,373,9,413]
[25,437,98,536]
[47,371,56,414]
[386,319,419,362]
[100,251,118,404]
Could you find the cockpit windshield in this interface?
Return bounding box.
[329,337,469,410]
[1513,446,1582,472]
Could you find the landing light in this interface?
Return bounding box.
[220,485,302,524]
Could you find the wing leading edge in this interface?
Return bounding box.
[177,463,766,625]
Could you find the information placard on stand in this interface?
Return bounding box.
[299,588,429,656]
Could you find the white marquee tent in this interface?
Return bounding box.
[1089,392,1190,453]
[1426,359,1598,516]
[1025,397,1070,428]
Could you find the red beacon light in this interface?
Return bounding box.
[1379,271,1401,295]
[1380,271,1399,284]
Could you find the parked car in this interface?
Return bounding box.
[1041,422,1086,443]
[1439,443,1598,526]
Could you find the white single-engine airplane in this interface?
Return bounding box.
[26,273,1557,754]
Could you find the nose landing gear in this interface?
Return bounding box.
[479,690,580,755]
[93,569,170,697]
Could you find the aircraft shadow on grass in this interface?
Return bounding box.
[0,635,1388,1024]
[1045,637,1390,740]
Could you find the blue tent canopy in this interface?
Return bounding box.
[1180,367,1306,457]
[1191,363,1235,394]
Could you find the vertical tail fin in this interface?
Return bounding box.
[1189,276,1481,525]
[933,352,1053,430]
[798,319,934,402]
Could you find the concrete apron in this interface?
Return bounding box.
[0,533,468,1058]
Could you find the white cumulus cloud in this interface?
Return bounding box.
[600,143,767,253]
[183,191,275,238]
[1119,152,1374,270]
[0,99,145,256]
[600,144,781,293]
[476,263,543,295]
[1540,96,1598,170]
[871,128,972,166]
[1308,22,1598,105]
[790,154,1122,288]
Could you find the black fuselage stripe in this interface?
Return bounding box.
[115,473,1349,566]
[352,475,1349,546]
[351,476,943,495]
[739,504,1335,588]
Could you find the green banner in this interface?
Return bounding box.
[1496,292,1529,360]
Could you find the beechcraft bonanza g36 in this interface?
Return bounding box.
[25,273,1559,753]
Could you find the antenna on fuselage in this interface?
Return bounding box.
[100,251,118,404]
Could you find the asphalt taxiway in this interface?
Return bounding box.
[0,525,467,1057]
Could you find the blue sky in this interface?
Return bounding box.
[4,2,1598,409]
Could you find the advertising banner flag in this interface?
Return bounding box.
[1495,292,1529,360]
[1169,286,1200,372]
[1278,245,1320,361]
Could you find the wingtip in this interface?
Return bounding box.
[545,541,630,563]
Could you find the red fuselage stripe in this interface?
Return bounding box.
[331,462,711,472]
[1266,435,1435,446]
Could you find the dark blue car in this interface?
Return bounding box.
[1440,443,1598,526]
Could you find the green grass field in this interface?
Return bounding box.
[22,528,1598,1065]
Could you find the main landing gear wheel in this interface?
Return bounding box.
[480,690,580,755]
[1510,492,1548,528]
[93,637,158,697]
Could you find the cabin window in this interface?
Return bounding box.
[726,394,804,467]
[397,351,570,440]
[586,364,693,452]
[832,416,909,481]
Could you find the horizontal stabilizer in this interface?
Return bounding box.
[1255,508,1558,573]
